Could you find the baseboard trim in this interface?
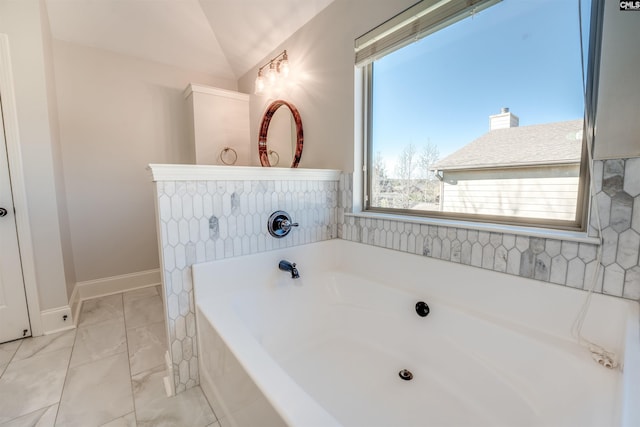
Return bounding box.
[76,268,161,300]
[41,306,74,335]
[69,269,162,325]
[69,284,81,327]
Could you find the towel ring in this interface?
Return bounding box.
[268,150,280,166]
[219,147,238,165]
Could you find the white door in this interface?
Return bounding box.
[0,95,30,343]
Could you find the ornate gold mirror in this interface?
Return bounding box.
[258,100,303,168]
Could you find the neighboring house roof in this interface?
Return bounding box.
[433,119,584,171]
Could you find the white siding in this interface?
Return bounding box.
[441,165,580,220]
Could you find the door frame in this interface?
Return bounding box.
[0,34,42,336]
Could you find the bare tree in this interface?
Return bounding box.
[371,142,441,210]
[373,151,387,181]
[418,141,441,207]
[418,141,440,181]
[395,144,418,208]
[371,151,389,207]
[395,143,417,181]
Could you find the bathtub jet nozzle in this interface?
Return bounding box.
[415,301,430,317]
[279,260,300,279]
[399,369,413,381]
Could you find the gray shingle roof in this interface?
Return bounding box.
[433,119,584,170]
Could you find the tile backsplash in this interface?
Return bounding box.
[154,177,338,393]
[339,157,640,301]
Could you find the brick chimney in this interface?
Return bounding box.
[489,107,519,130]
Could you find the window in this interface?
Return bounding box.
[358,0,602,230]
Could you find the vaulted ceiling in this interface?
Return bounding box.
[45,0,334,80]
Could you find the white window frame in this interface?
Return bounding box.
[356,0,604,232]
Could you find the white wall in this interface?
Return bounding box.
[53,40,236,282]
[594,1,640,160]
[0,0,71,310]
[40,0,76,299]
[240,0,640,170]
[238,0,416,172]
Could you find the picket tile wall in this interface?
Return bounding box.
[154,176,339,393]
[339,157,640,301]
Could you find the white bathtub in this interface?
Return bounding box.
[193,239,640,427]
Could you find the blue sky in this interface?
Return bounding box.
[371,0,590,176]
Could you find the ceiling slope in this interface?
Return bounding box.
[198,0,334,78]
[45,0,334,80]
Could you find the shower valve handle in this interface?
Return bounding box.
[279,219,299,232]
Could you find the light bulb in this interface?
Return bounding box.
[279,58,289,78]
[267,62,277,85]
[279,51,290,77]
[254,73,265,94]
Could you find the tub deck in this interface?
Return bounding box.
[193,240,639,427]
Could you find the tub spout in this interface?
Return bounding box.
[279,260,300,279]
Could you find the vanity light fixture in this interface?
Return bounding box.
[254,50,289,95]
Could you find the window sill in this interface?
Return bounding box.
[345,211,601,245]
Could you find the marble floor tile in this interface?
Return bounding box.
[100,412,136,427]
[0,403,58,427]
[0,290,208,427]
[127,321,167,375]
[0,340,21,368]
[79,294,124,327]
[56,351,133,427]
[0,347,71,423]
[124,294,164,330]
[13,330,76,362]
[132,365,215,427]
[70,317,126,368]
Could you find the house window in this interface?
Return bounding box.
[357,0,602,230]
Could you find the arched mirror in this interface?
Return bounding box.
[258,100,303,168]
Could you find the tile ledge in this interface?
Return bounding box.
[148,164,341,182]
[345,212,601,245]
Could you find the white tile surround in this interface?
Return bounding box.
[151,159,640,395]
[150,165,341,394]
[340,158,640,300]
